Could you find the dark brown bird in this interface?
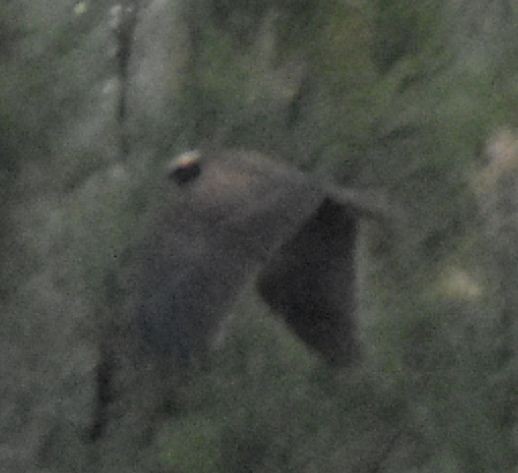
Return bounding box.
[127,148,388,366]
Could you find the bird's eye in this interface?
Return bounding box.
[167,150,202,185]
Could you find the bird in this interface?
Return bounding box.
[125,148,389,366]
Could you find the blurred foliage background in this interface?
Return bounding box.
[1,0,517,472]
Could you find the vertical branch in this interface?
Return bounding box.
[110,1,139,159]
[89,343,115,443]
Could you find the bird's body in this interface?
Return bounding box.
[123,148,386,366]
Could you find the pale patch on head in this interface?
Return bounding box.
[167,149,202,173]
[168,149,255,204]
[176,150,202,167]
